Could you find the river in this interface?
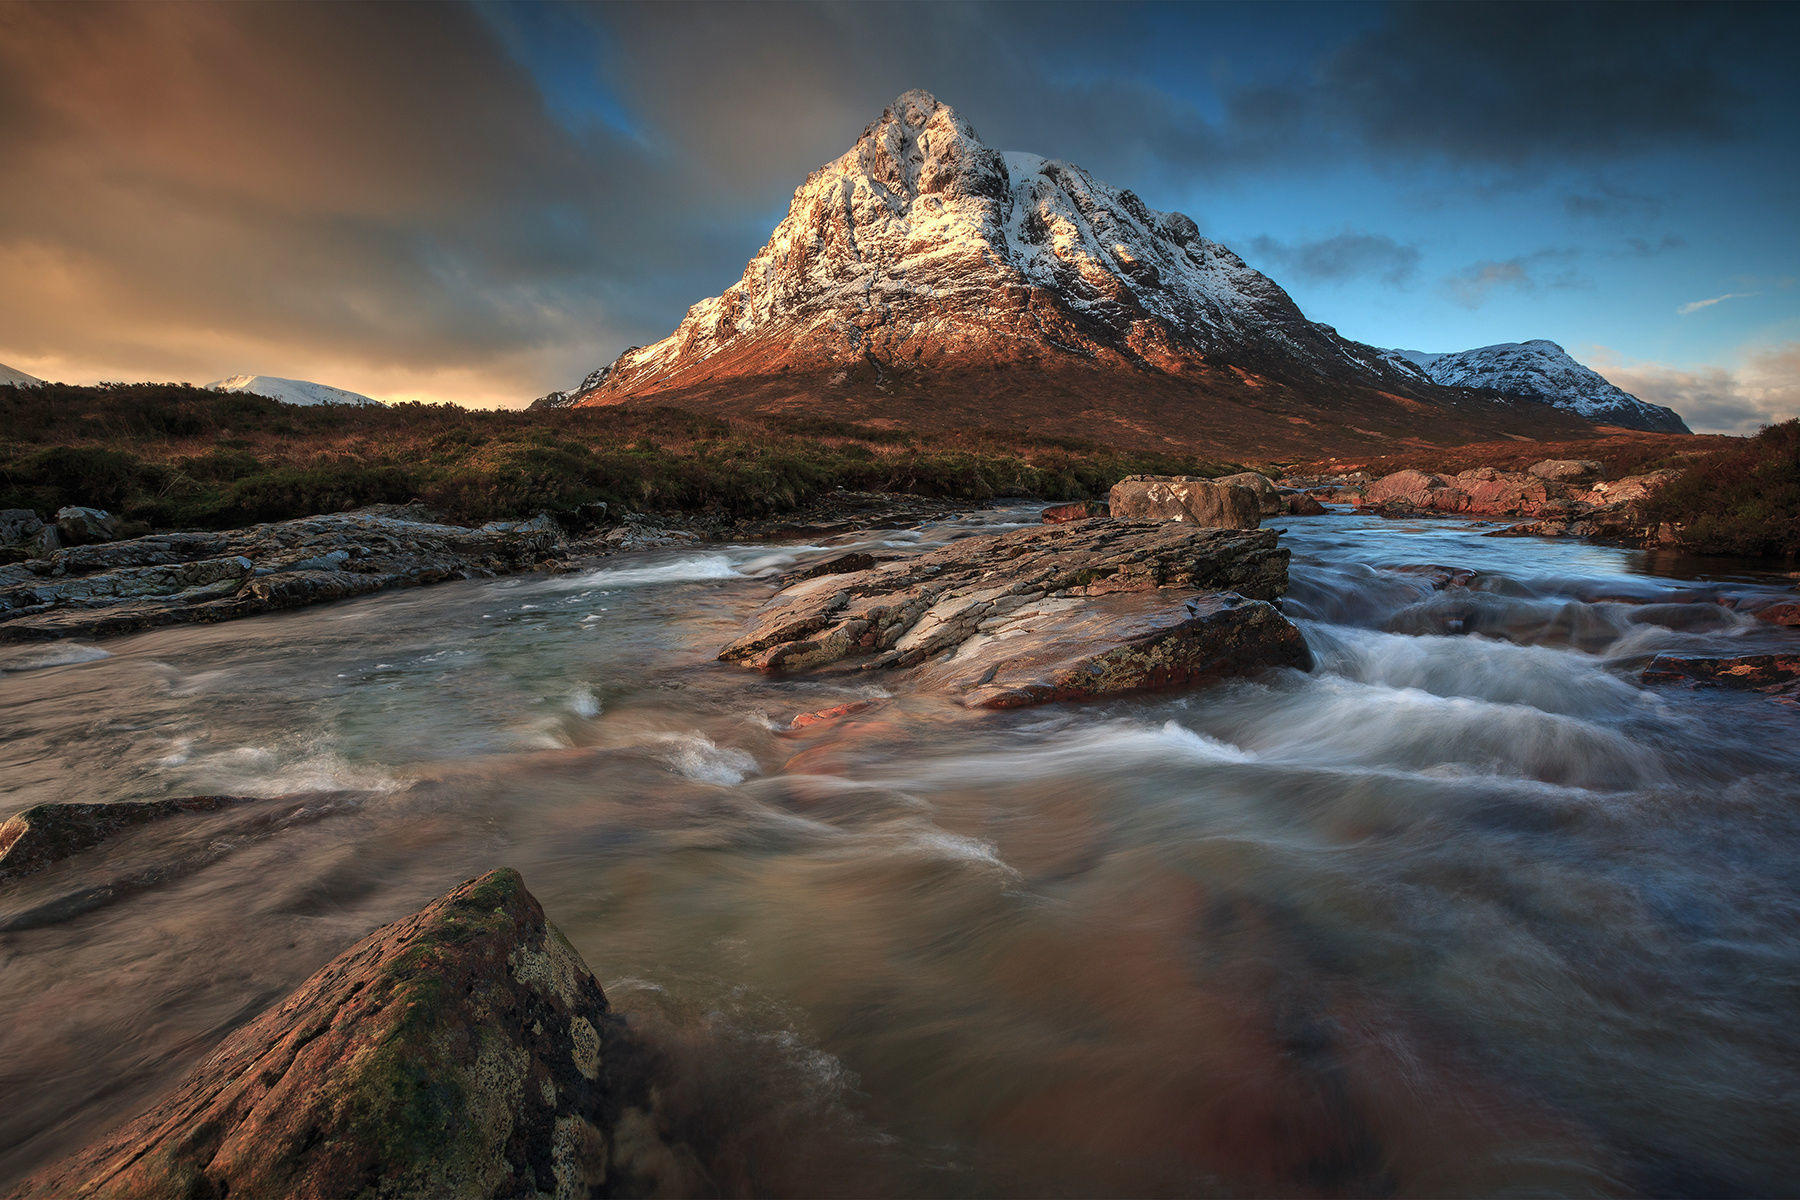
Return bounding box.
[3,506,1798,1196]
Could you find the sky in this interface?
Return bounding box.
[0,1,1795,432]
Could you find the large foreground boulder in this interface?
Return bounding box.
[1108,476,1261,529]
[719,519,1309,707]
[16,868,693,1200]
[0,508,564,642]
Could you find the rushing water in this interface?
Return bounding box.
[3,506,1798,1196]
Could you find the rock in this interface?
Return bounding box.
[1527,459,1603,483]
[1750,601,1800,628]
[779,698,880,733]
[1283,492,1327,516]
[0,796,237,883]
[1214,472,1285,517]
[1361,469,1452,511]
[16,868,696,1200]
[1577,470,1681,508]
[52,506,121,547]
[915,591,1310,708]
[0,508,44,547]
[0,508,566,642]
[1108,476,1261,529]
[1642,652,1800,702]
[1041,500,1110,523]
[719,518,1306,707]
[781,551,881,584]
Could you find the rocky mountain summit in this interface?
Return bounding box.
[554,91,1609,457]
[1383,341,1688,433]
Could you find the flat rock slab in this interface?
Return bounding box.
[720,518,1308,707]
[0,509,563,642]
[16,868,695,1200]
[916,590,1309,708]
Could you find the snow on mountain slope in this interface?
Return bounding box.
[207,374,382,407]
[528,365,613,410]
[1382,341,1689,433]
[0,362,46,387]
[546,90,1617,455]
[573,89,1426,402]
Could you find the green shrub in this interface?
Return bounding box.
[1645,420,1800,558]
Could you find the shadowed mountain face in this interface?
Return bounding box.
[560,91,1621,456]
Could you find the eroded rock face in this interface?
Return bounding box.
[719,519,1307,707]
[0,509,564,642]
[1108,476,1261,529]
[16,868,696,1200]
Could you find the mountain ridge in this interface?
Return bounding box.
[549,90,1678,454]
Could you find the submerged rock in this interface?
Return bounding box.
[0,796,236,883]
[720,518,1307,707]
[16,868,695,1199]
[1109,475,1261,529]
[0,508,564,642]
[1642,652,1800,702]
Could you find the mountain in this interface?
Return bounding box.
[554,90,1614,457]
[1,362,46,387]
[207,374,382,407]
[1380,341,1688,433]
[529,365,612,410]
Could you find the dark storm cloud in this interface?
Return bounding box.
[1247,233,1421,287]
[0,1,765,400]
[1312,2,1779,166]
[0,0,1790,403]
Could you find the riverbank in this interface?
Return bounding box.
[0,383,1234,537]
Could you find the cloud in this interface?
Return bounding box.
[1246,232,1421,287]
[1441,248,1588,309]
[1624,234,1686,258]
[1678,292,1758,315]
[0,1,1792,405]
[1590,343,1800,434]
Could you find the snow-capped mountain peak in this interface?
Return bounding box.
[207,374,382,407]
[1380,341,1688,433]
[0,362,47,387]
[567,88,1423,403]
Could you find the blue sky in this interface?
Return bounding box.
[1,1,1794,429]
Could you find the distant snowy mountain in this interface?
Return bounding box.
[207,374,382,407]
[1380,341,1688,433]
[528,365,613,410]
[0,362,46,387]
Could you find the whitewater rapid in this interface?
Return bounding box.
[2,504,1797,1196]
